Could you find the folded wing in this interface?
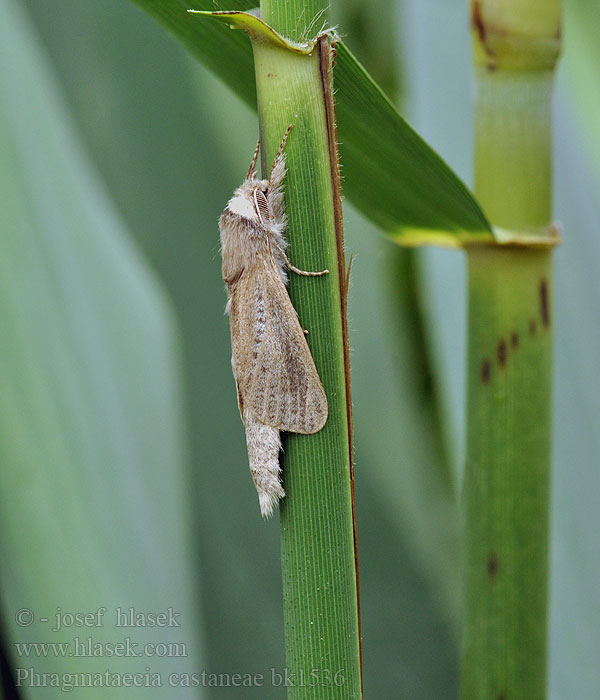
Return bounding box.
[230,262,328,434]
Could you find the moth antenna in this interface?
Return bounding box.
[246,139,261,180]
[270,124,294,177]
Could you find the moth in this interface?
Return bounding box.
[219,125,329,518]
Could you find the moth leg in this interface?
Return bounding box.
[235,379,244,417]
[274,240,329,277]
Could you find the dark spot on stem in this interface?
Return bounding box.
[510,331,519,349]
[481,359,491,384]
[540,278,550,328]
[497,694,506,700]
[488,554,499,579]
[529,320,537,336]
[472,0,486,43]
[472,0,495,62]
[497,338,507,368]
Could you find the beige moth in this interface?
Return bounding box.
[219,126,329,517]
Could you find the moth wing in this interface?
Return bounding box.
[230,263,328,434]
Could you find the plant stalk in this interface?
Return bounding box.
[255,1,361,699]
[461,2,561,698]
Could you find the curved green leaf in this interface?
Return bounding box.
[130,0,493,244]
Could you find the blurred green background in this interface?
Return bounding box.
[1,0,598,698]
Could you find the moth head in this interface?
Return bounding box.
[225,135,280,224]
[227,179,271,224]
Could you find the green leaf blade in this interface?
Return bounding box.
[334,42,492,243]
[132,0,493,244]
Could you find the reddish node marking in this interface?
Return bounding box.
[487,554,499,579]
[481,359,491,384]
[497,338,507,368]
[540,278,550,328]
